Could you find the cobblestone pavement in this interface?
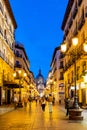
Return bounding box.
[0,102,87,130]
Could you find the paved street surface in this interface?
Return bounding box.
[0,101,87,130]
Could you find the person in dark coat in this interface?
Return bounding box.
[41,97,46,111]
[65,98,70,116]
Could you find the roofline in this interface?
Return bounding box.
[15,43,29,62]
[50,46,60,67]
[61,0,74,30]
[4,0,17,29]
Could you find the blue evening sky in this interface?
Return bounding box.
[9,0,68,80]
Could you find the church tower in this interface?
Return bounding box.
[35,69,45,97]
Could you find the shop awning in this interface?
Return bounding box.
[3,80,23,88]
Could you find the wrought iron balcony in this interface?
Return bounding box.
[73,27,78,36]
[15,53,22,58]
[59,53,64,59]
[73,5,78,19]
[78,14,85,30]
[14,64,22,68]
[65,29,69,36]
[68,18,73,29]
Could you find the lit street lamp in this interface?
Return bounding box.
[50,79,53,94]
[61,37,87,120]
[13,70,27,107]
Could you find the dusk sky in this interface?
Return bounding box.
[9,0,68,80]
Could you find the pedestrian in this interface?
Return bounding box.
[59,96,61,104]
[52,96,55,105]
[41,97,46,111]
[65,98,70,116]
[23,96,28,108]
[14,96,18,109]
[28,95,32,108]
[35,97,38,105]
[48,94,53,113]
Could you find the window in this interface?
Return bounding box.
[59,72,64,80]
[16,61,19,65]
[82,61,86,73]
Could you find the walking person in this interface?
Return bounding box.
[65,98,70,116]
[48,94,53,113]
[23,96,28,108]
[28,95,32,109]
[14,96,18,109]
[41,97,46,111]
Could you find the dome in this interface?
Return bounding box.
[36,69,44,80]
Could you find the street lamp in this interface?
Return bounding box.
[61,37,87,120]
[50,79,53,94]
[13,70,27,107]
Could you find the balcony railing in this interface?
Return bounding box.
[14,64,22,68]
[78,13,85,30]
[73,27,78,36]
[65,29,69,36]
[68,18,73,29]
[73,5,78,19]
[15,53,22,58]
[59,53,64,59]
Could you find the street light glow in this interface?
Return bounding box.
[61,43,66,52]
[84,74,87,83]
[18,70,21,74]
[13,72,16,77]
[72,37,78,46]
[83,43,87,52]
[24,72,27,77]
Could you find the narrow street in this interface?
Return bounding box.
[0,101,87,130]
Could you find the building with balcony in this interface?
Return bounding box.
[61,0,87,106]
[14,42,33,101]
[0,0,17,105]
[50,47,64,104]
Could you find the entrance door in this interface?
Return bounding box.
[7,89,10,104]
[82,89,86,106]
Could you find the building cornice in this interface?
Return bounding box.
[50,46,60,67]
[61,0,74,30]
[15,43,29,61]
[4,0,17,29]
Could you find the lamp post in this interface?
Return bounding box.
[61,37,87,120]
[13,70,27,107]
